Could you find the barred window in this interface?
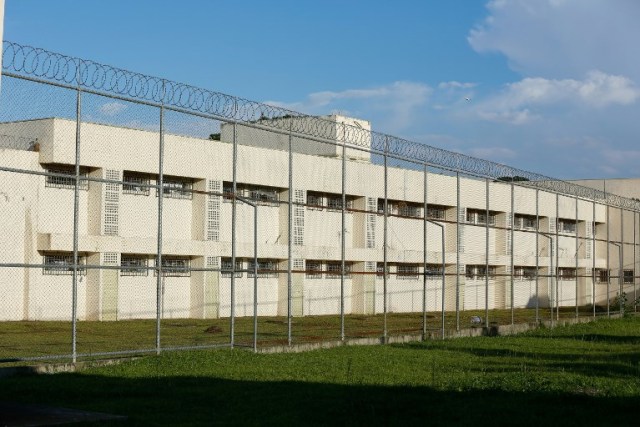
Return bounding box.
[249,188,279,206]
[307,192,324,209]
[467,209,497,226]
[123,172,151,196]
[426,205,447,220]
[120,255,148,276]
[514,214,538,230]
[624,269,634,284]
[221,257,243,278]
[466,265,496,279]
[514,266,537,280]
[156,257,191,277]
[45,167,88,190]
[425,264,443,278]
[248,259,279,278]
[397,202,422,218]
[327,195,354,211]
[596,269,609,283]
[43,253,86,276]
[158,177,193,200]
[558,267,576,280]
[222,182,281,206]
[558,219,577,234]
[325,262,352,279]
[397,264,419,280]
[306,260,323,279]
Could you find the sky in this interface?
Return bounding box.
[3,0,640,180]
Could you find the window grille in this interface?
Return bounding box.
[103,252,118,265]
[558,219,577,234]
[467,209,496,226]
[514,214,537,230]
[623,269,634,284]
[306,260,323,279]
[514,266,537,280]
[156,257,191,277]
[426,205,446,220]
[43,253,86,275]
[425,264,443,278]
[248,259,279,278]
[158,178,193,200]
[557,267,576,280]
[122,173,150,196]
[596,269,609,283]
[397,264,419,280]
[45,167,88,190]
[221,257,243,278]
[397,202,422,218]
[307,192,324,209]
[325,262,352,279]
[250,188,279,206]
[366,198,377,249]
[465,265,496,280]
[121,255,148,276]
[376,262,388,278]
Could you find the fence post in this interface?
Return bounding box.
[535,189,539,323]
[155,81,166,356]
[71,59,83,363]
[593,200,596,319]
[231,120,238,347]
[575,196,579,319]
[383,137,389,341]
[456,172,460,331]
[287,121,293,345]
[510,182,515,326]
[340,126,346,341]
[422,164,428,339]
[485,178,490,328]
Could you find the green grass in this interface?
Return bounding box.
[1,316,639,426]
[1,307,601,363]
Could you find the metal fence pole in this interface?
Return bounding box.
[340,134,346,341]
[422,164,428,339]
[231,121,238,347]
[635,211,638,312]
[71,65,82,363]
[575,196,579,318]
[620,207,624,314]
[253,205,258,352]
[555,193,559,321]
[606,192,610,317]
[592,200,596,319]
[535,189,539,323]
[287,122,293,345]
[510,182,514,326]
[155,88,166,356]
[456,172,460,331]
[485,178,489,327]
[383,138,388,341]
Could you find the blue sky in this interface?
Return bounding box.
[4,0,640,179]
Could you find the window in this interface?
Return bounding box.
[377,199,422,218]
[467,209,496,226]
[514,214,537,230]
[43,253,86,276]
[306,260,323,279]
[596,269,609,283]
[425,264,443,278]
[156,257,190,277]
[248,259,279,278]
[222,182,281,206]
[307,192,324,209]
[558,268,576,280]
[558,219,577,234]
[45,166,88,190]
[120,255,148,276]
[221,257,243,278]
[397,202,421,218]
[624,269,634,284]
[325,262,352,279]
[426,205,446,220]
[376,262,387,278]
[158,177,193,200]
[514,266,537,280]
[123,172,150,196]
[466,265,496,280]
[397,264,419,280]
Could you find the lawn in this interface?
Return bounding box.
[1,306,600,363]
[0,316,638,425]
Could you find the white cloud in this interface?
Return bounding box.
[468,146,517,160]
[469,0,640,80]
[99,102,127,116]
[438,81,477,90]
[474,71,640,124]
[265,81,432,132]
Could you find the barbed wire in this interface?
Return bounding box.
[2,40,638,211]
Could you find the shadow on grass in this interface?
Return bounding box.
[1,373,639,426]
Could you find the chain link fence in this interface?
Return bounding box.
[1,41,639,364]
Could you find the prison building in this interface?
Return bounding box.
[0,115,636,321]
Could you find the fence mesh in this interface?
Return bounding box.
[1,40,639,364]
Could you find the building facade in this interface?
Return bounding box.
[0,115,636,321]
